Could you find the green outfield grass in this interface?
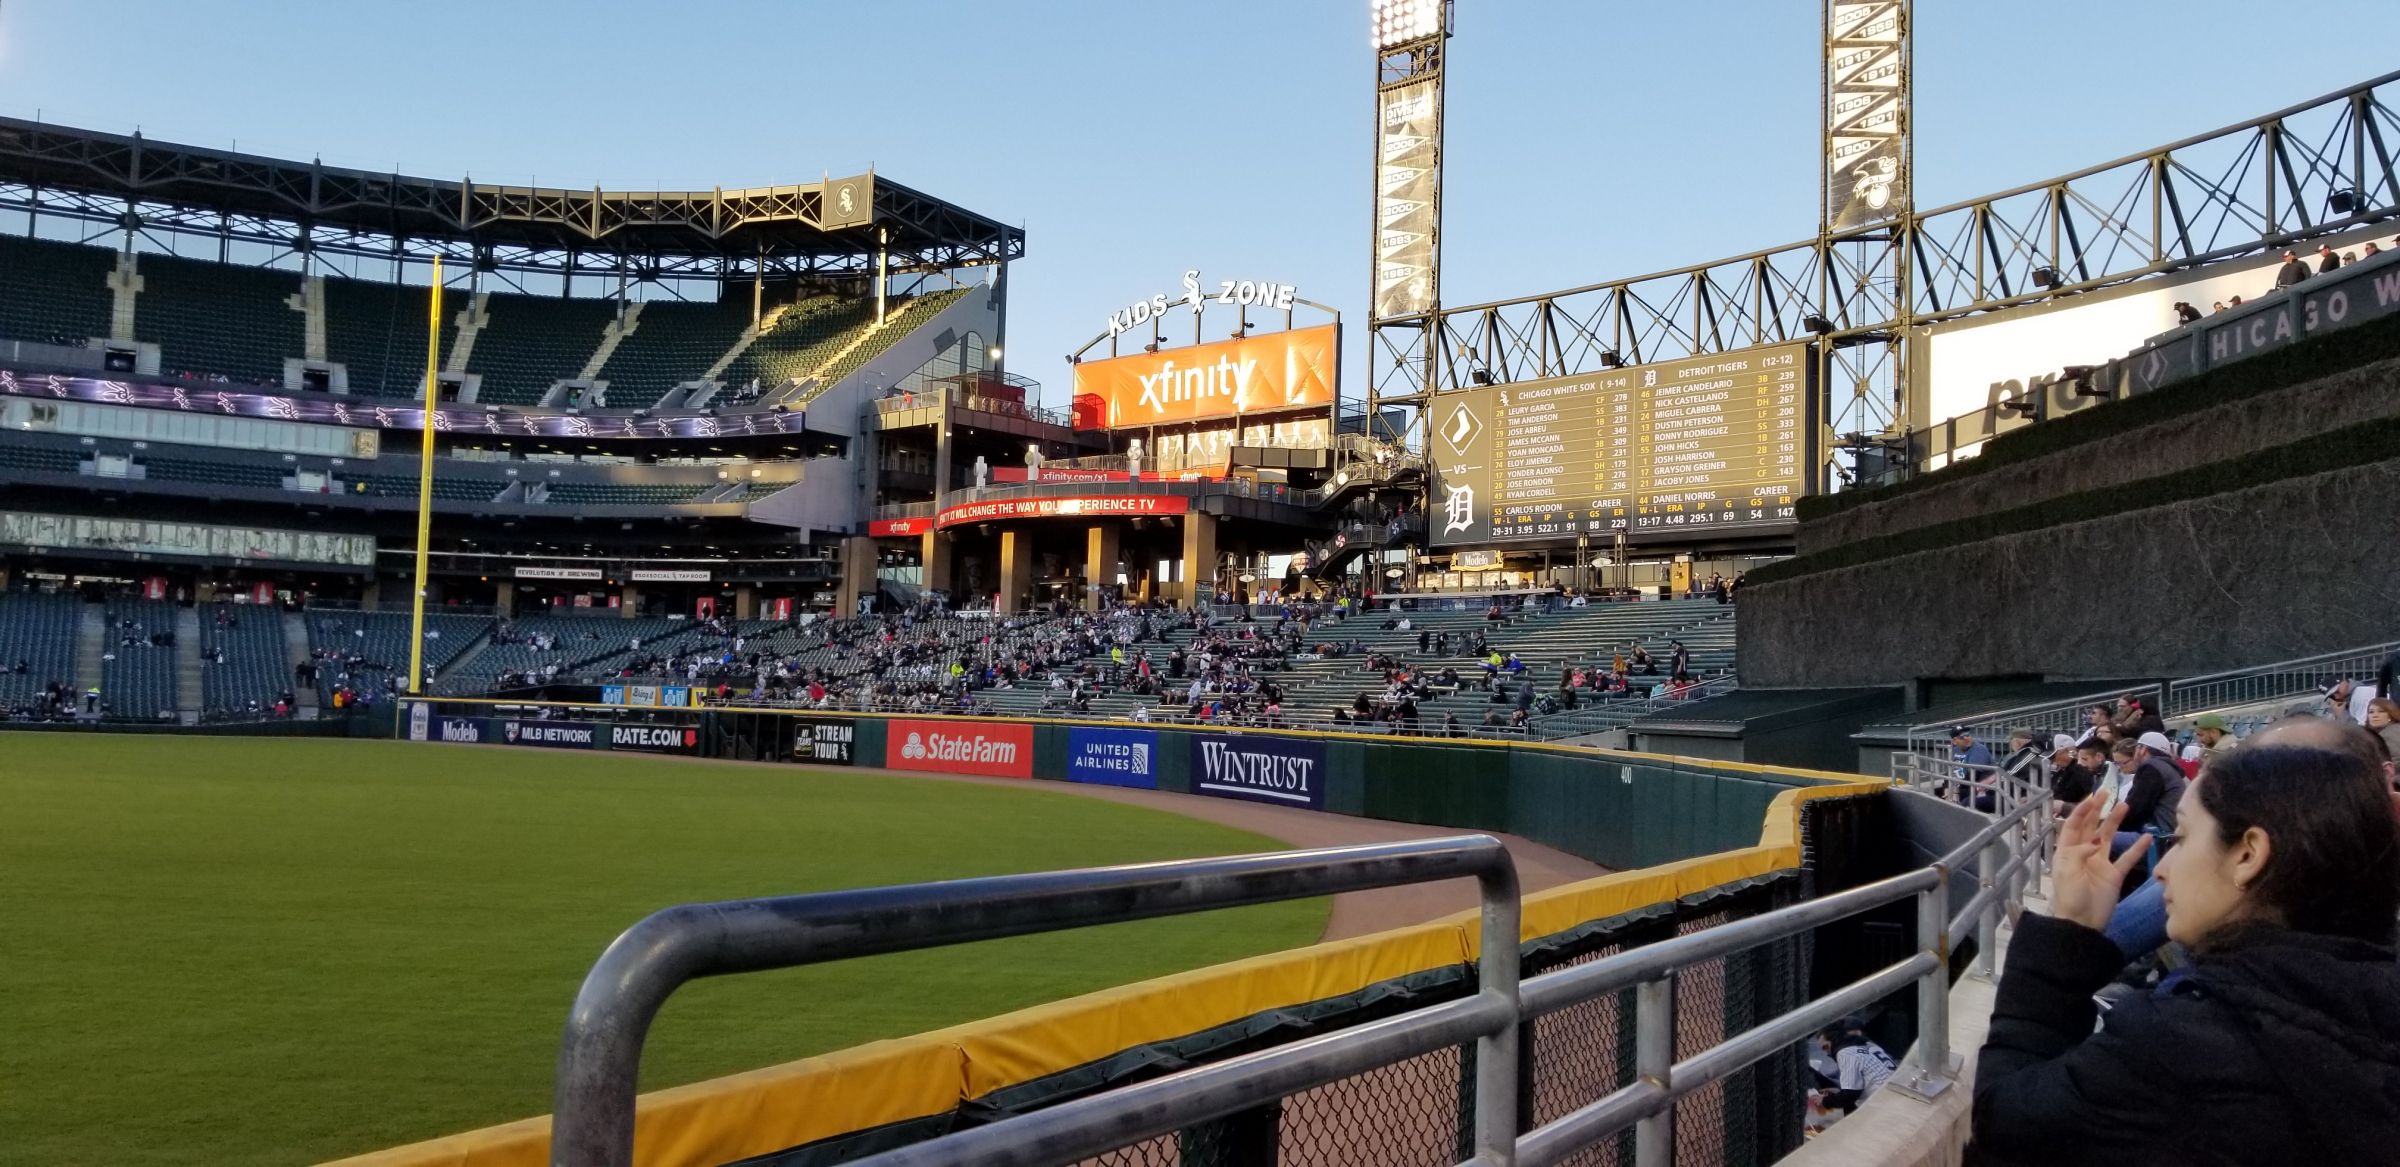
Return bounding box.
[0,736,1328,1167]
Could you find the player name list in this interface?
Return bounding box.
[1487,344,1807,540]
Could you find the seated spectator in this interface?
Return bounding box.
[2190,712,2241,760]
[1972,746,2400,1161]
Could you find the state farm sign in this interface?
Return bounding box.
[935,494,1189,530]
[884,719,1034,778]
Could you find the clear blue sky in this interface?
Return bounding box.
[0,1,2387,411]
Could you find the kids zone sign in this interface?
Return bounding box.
[884,720,1034,779]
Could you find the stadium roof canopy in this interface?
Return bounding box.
[0,117,1023,281]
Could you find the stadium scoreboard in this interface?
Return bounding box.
[1430,342,1815,546]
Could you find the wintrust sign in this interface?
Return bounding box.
[1190,734,1327,810]
[885,719,1033,778]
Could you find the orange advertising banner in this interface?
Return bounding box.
[1072,324,1338,430]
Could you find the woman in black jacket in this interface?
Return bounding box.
[1972,744,2400,1165]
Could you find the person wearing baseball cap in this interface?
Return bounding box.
[1948,725,1996,808]
[2276,248,2312,289]
[2191,713,2240,759]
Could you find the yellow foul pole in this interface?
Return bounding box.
[407,259,444,695]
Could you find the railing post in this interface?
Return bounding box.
[1633,974,1676,1167]
[1973,839,2005,980]
[1895,875,1957,1099]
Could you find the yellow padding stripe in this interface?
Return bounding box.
[947,916,1471,1099]
[320,778,1887,1167]
[321,1034,961,1167]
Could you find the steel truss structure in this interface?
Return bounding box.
[0,117,1023,289]
[1370,69,2400,482]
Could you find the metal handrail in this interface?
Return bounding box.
[546,773,2055,1167]
[1512,790,2052,1165]
[550,835,1522,1167]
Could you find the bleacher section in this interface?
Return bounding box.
[0,234,116,347]
[98,598,179,720]
[717,296,876,392]
[432,614,672,694]
[306,609,493,704]
[320,277,471,399]
[542,482,712,505]
[133,253,303,385]
[142,457,286,491]
[0,592,82,714]
[596,300,751,407]
[344,475,505,503]
[811,287,975,391]
[464,293,617,406]
[197,604,290,717]
[0,446,84,475]
[961,601,1738,734]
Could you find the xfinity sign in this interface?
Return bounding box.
[1190,734,1327,810]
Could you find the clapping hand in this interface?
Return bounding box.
[2050,793,2150,931]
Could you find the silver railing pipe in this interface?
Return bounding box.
[549,835,1521,1167]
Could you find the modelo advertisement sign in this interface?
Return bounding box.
[796,719,856,765]
[1065,727,1158,790]
[609,723,699,754]
[885,719,1033,778]
[406,703,491,744]
[1189,733,1327,810]
[502,719,598,748]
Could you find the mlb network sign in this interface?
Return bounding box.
[502,719,597,749]
[885,719,1034,779]
[1190,734,1327,810]
[1067,727,1158,789]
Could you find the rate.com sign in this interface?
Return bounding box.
[884,719,1034,778]
[1190,733,1327,810]
[610,723,698,754]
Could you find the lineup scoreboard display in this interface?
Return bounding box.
[1431,342,1814,546]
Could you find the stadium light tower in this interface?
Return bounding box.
[1817,0,1913,488]
[1366,0,1451,450]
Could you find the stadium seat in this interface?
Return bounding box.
[98,597,179,720]
[464,292,617,406]
[594,300,752,409]
[0,235,117,348]
[716,296,878,393]
[197,604,291,718]
[809,288,976,394]
[0,592,83,716]
[133,252,304,386]
[307,609,493,705]
[321,277,473,399]
[540,482,713,505]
